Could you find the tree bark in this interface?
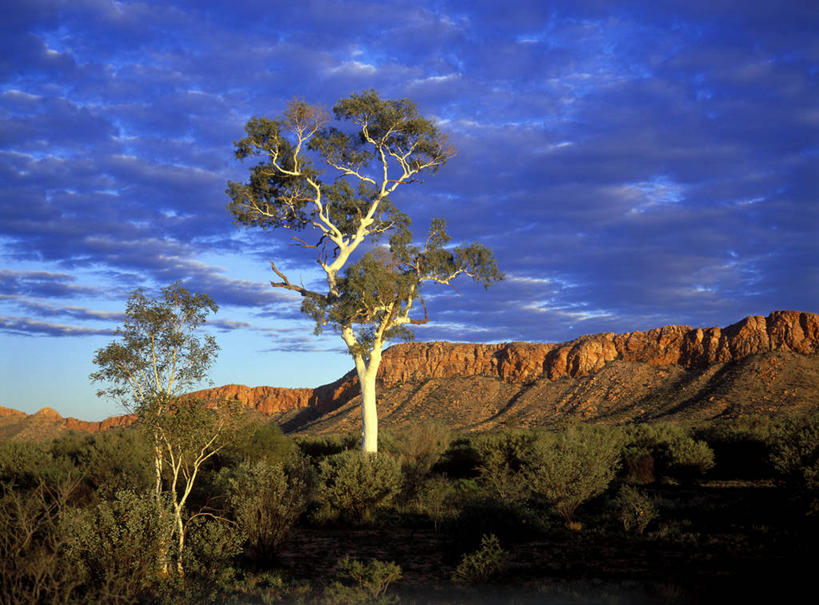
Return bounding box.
[359,366,378,453]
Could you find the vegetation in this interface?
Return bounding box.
[227,90,502,452]
[1,413,817,603]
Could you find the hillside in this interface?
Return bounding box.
[3,310,818,440]
[203,309,819,434]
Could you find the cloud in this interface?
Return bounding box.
[0,315,115,337]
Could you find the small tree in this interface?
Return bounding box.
[227,90,502,453]
[90,283,225,576]
[523,426,622,528]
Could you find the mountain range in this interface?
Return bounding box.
[2,310,817,440]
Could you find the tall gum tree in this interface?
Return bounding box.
[227,90,502,453]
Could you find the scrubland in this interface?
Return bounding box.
[1,412,817,604]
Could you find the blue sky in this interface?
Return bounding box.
[1,0,817,420]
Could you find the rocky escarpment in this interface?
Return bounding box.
[377,310,819,386]
[197,310,818,416]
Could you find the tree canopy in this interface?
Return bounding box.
[227,90,502,452]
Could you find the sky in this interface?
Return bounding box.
[1,0,817,420]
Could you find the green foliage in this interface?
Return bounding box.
[317,451,402,523]
[474,429,538,504]
[324,557,402,604]
[181,516,244,588]
[0,440,73,489]
[413,475,458,529]
[381,421,451,498]
[218,420,295,466]
[666,436,715,478]
[451,533,509,584]
[225,457,311,553]
[523,426,622,525]
[770,413,819,487]
[624,423,714,480]
[613,485,659,535]
[63,489,174,603]
[0,479,82,604]
[296,431,360,458]
[51,429,154,498]
[90,282,219,408]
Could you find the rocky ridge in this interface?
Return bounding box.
[196,310,819,417]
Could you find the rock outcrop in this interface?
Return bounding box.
[5,310,817,439]
[194,310,818,416]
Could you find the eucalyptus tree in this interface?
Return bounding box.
[90,282,219,500]
[227,90,502,453]
[90,282,228,576]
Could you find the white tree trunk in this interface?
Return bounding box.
[359,366,378,453]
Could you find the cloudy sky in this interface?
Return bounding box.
[2,0,817,420]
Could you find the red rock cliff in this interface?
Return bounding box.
[198,310,818,414]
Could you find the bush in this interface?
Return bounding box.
[613,485,658,535]
[475,429,538,504]
[318,451,402,523]
[62,489,174,603]
[382,421,451,499]
[622,446,655,484]
[666,437,715,478]
[445,497,537,554]
[451,533,509,583]
[523,426,622,526]
[295,432,360,458]
[770,413,819,487]
[218,421,296,466]
[225,457,311,554]
[414,475,457,529]
[181,516,244,592]
[624,423,714,481]
[0,479,83,604]
[324,557,402,604]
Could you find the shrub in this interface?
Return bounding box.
[181,516,244,593]
[318,451,402,523]
[414,475,457,529]
[382,421,451,498]
[295,432,360,458]
[451,533,509,583]
[324,557,402,604]
[62,489,174,603]
[474,429,538,504]
[523,426,622,526]
[622,446,655,484]
[445,497,537,554]
[218,421,295,466]
[666,437,715,478]
[225,457,311,553]
[770,413,819,487]
[613,485,658,535]
[0,479,83,604]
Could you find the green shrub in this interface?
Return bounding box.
[324,557,402,604]
[613,485,658,535]
[770,413,819,487]
[63,489,174,603]
[382,421,451,499]
[445,497,537,554]
[225,457,311,553]
[295,432,360,458]
[181,516,244,592]
[318,451,402,523]
[666,437,715,478]
[0,479,83,604]
[414,475,457,529]
[218,421,295,466]
[451,533,509,583]
[523,426,622,526]
[475,429,538,504]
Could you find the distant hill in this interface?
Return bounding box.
[3,310,818,440]
[0,405,136,442]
